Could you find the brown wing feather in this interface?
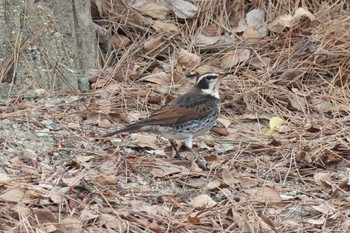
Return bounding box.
[143,90,219,125]
[145,105,208,125]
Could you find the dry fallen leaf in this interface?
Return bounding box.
[178,48,201,69]
[312,201,336,215]
[195,33,220,46]
[169,0,198,19]
[186,178,207,188]
[137,3,170,19]
[190,159,203,173]
[274,69,303,86]
[267,14,293,33]
[222,169,239,188]
[80,207,100,222]
[254,187,282,202]
[287,92,307,111]
[293,7,316,22]
[33,209,58,224]
[240,177,259,189]
[152,20,179,34]
[91,77,109,89]
[214,143,235,154]
[96,99,112,114]
[243,28,262,39]
[120,112,142,124]
[220,49,251,68]
[130,133,159,150]
[217,117,231,128]
[202,24,219,37]
[258,212,278,233]
[103,83,121,95]
[232,9,268,38]
[86,112,102,125]
[250,57,270,69]
[100,214,128,232]
[49,186,69,204]
[268,7,315,33]
[204,180,221,190]
[110,35,131,49]
[0,188,33,203]
[244,9,269,38]
[151,162,188,177]
[144,36,163,51]
[98,174,118,185]
[139,72,171,86]
[195,64,221,74]
[311,98,345,113]
[211,127,229,136]
[314,172,333,189]
[61,217,83,231]
[298,150,313,163]
[188,215,200,223]
[191,194,217,208]
[246,9,265,29]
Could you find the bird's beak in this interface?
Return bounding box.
[218,71,234,79]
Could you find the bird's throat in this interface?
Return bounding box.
[201,88,220,99]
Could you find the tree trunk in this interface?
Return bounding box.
[0,0,98,98]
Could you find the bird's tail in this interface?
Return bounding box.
[103,122,144,137]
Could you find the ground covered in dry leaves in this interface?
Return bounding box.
[1,1,350,232]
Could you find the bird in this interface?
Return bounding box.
[104,71,232,152]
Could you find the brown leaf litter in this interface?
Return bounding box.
[1,1,350,232]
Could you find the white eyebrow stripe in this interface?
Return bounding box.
[196,73,220,82]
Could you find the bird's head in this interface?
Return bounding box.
[194,72,232,98]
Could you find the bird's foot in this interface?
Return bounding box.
[169,139,182,159]
[185,147,208,171]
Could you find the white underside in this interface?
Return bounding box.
[138,123,214,149]
[201,88,219,99]
[159,132,194,148]
[158,126,211,149]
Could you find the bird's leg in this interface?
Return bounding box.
[186,135,208,170]
[186,135,200,158]
[186,135,193,149]
[169,139,181,159]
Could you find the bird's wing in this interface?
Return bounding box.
[144,106,207,124]
[143,94,218,125]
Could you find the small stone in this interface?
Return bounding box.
[22,149,37,159]
[34,89,47,97]
[67,122,80,129]
[41,120,60,131]
[41,120,53,125]
[78,77,90,92]
[0,172,10,182]
[48,122,60,131]
[36,128,50,137]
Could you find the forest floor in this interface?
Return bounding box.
[1,1,350,232]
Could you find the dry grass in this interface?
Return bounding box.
[1,0,350,232]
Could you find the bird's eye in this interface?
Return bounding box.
[206,76,212,80]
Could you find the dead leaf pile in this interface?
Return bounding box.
[1,1,350,232]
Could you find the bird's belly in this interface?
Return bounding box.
[169,112,218,138]
[159,131,191,140]
[139,125,190,140]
